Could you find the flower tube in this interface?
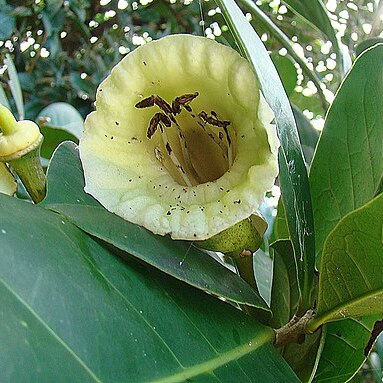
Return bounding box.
[79,34,279,243]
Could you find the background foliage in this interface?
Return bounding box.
[1,0,382,123]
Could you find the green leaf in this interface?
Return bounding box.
[313,316,381,383]
[37,102,83,158]
[216,0,315,312]
[310,44,383,264]
[282,0,351,74]
[0,83,11,111]
[269,240,299,328]
[42,142,271,314]
[39,125,79,159]
[253,248,273,306]
[4,53,24,119]
[0,194,302,382]
[269,199,290,245]
[37,102,84,138]
[308,194,383,330]
[0,7,15,39]
[272,54,297,96]
[356,38,383,57]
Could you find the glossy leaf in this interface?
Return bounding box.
[269,240,299,328]
[310,44,383,264]
[269,199,289,245]
[0,193,301,382]
[42,142,270,313]
[253,248,273,306]
[37,102,84,139]
[308,194,383,330]
[39,125,79,159]
[356,38,383,57]
[272,54,297,96]
[0,83,11,110]
[216,0,315,311]
[4,53,24,120]
[0,5,15,39]
[37,101,84,159]
[313,316,381,383]
[283,0,351,74]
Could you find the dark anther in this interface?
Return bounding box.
[159,113,171,127]
[172,92,199,115]
[153,95,173,115]
[147,112,171,139]
[199,111,230,128]
[135,95,173,116]
[135,96,155,109]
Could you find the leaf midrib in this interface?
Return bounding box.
[148,330,273,383]
[309,288,383,331]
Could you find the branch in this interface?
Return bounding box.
[274,309,316,347]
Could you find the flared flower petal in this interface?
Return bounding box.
[0,105,41,160]
[0,163,17,196]
[79,34,279,241]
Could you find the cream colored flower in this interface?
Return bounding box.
[0,104,41,161]
[79,34,279,241]
[0,163,17,196]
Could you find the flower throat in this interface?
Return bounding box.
[135,92,235,187]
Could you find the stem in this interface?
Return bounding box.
[274,309,316,347]
[9,141,46,203]
[233,250,258,291]
[229,251,270,325]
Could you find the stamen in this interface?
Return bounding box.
[172,92,199,115]
[170,114,202,185]
[147,112,171,139]
[197,111,233,166]
[158,121,194,187]
[136,92,234,186]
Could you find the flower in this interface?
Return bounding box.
[0,104,41,161]
[0,163,17,196]
[79,34,279,241]
[0,105,45,203]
